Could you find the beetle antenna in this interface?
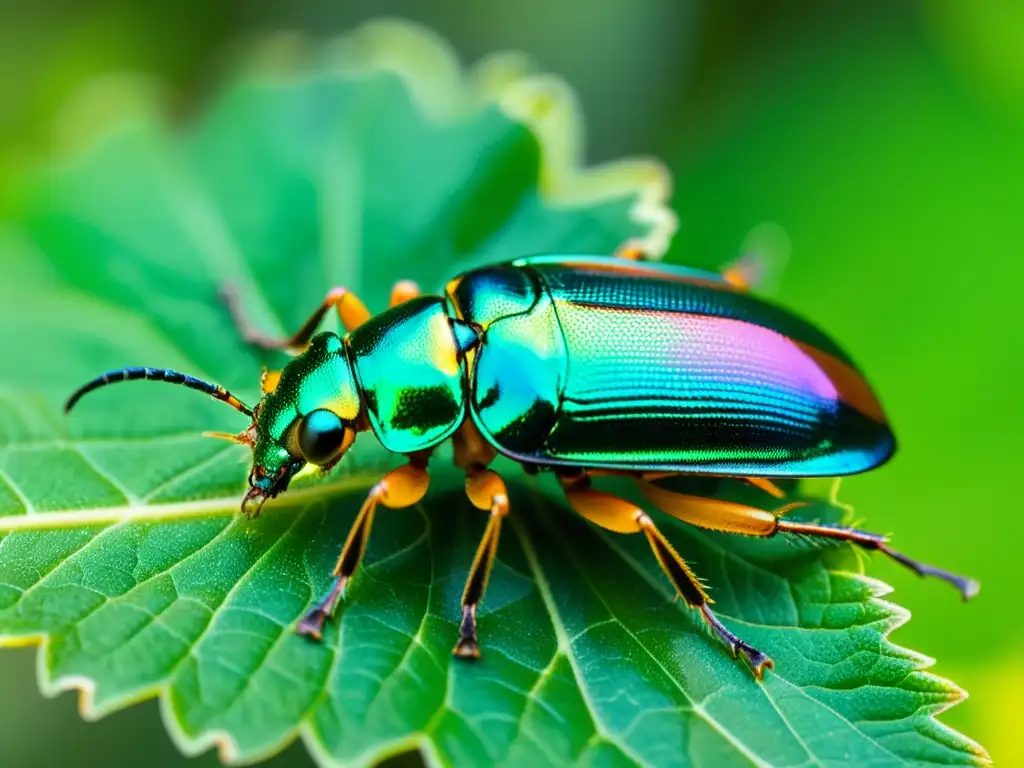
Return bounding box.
[65,367,254,417]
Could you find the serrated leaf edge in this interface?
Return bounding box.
[816,482,989,764]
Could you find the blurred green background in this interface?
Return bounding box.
[0,0,1019,765]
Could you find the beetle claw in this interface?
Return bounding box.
[950,575,980,601]
[453,637,481,659]
[453,604,482,660]
[296,610,328,640]
[736,642,774,680]
[699,604,773,680]
[296,575,347,641]
[241,487,267,519]
[875,542,981,600]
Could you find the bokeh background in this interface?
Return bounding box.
[0,1,1019,765]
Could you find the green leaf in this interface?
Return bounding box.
[0,20,987,768]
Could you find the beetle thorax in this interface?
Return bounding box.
[346,296,468,454]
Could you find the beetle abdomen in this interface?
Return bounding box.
[459,258,894,477]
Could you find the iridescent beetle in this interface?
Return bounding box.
[65,252,978,677]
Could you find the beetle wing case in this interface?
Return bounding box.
[449,256,894,477]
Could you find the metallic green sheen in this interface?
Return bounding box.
[446,265,539,327]
[472,291,566,454]
[252,332,359,476]
[348,296,466,454]
[516,256,855,364]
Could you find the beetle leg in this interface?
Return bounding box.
[562,477,774,679]
[774,520,980,599]
[221,285,372,352]
[389,279,421,307]
[454,467,510,659]
[260,368,282,394]
[642,482,980,600]
[296,460,430,640]
[743,477,786,499]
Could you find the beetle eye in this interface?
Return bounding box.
[297,409,348,465]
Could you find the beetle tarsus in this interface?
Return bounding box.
[876,542,980,600]
[452,470,510,661]
[453,605,481,659]
[775,521,980,600]
[742,647,775,681]
[296,610,328,640]
[699,605,773,680]
[453,637,481,659]
[297,575,347,640]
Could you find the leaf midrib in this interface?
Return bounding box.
[0,474,381,532]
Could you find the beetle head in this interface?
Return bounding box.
[241,333,361,517]
[65,332,362,519]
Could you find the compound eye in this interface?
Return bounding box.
[297,409,349,465]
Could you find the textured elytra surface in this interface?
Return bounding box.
[0,20,988,768]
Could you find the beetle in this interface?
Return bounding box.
[64,251,978,677]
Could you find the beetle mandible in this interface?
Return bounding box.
[65,250,978,677]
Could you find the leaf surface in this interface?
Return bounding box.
[0,21,987,768]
